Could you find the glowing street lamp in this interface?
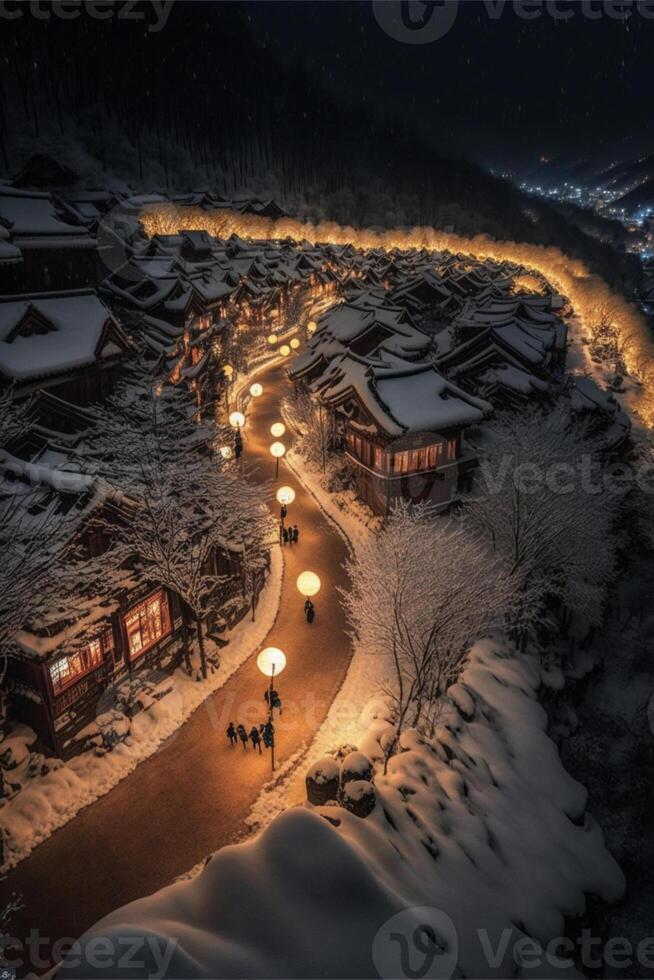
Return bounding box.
[223,364,234,378]
[290,337,300,350]
[220,445,233,460]
[279,344,291,357]
[250,382,263,398]
[307,320,317,334]
[229,411,245,429]
[276,485,295,506]
[257,646,286,772]
[267,334,278,345]
[270,441,286,479]
[296,571,321,597]
[270,422,286,438]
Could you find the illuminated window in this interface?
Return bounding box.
[123,591,172,661]
[49,631,112,695]
[448,438,457,461]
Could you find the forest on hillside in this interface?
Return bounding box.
[0,2,642,291]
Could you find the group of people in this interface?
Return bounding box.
[225,686,282,753]
[226,719,274,753]
[279,502,299,546]
[281,523,299,546]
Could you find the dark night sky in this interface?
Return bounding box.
[246,0,654,173]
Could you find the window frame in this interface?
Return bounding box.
[123,590,172,662]
[49,630,112,697]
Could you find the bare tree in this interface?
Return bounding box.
[87,371,273,679]
[0,385,30,450]
[465,405,619,640]
[341,501,512,765]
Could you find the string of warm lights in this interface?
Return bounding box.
[140,205,654,425]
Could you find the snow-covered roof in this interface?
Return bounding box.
[0,186,95,248]
[0,293,130,381]
[312,353,490,437]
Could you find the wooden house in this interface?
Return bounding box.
[0,292,132,406]
[0,186,98,294]
[305,352,490,515]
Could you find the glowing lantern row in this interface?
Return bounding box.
[250,383,263,398]
[257,646,286,678]
[279,345,291,357]
[290,338,300,350]
[229,411,245,428]
[276,485,295,506]
[267,334,278,345]
[270,442,286,459]
[297,571,321,597]
[270,422,286,438]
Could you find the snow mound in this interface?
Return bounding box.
[58,638,625,978]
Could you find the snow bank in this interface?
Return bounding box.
[57,638,625,979]
[0,549,283,872]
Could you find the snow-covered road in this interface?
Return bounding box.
[3,360,355,973]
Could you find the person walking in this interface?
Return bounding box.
[249,726,262,754]
[305,598,315,624]
[292,525,299,544]
[264,687,279,708]
[282,526,289,546]
[226,722,237,747]
[237,724,249,749]
[279,521,285,545]
[272,691,283,716]
[280,503,287,524]
[262,720,274,749]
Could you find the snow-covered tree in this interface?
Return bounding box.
[341,501,512,760]
[465,405,620,639]
[0,385,29,450]
[87,370,273,678]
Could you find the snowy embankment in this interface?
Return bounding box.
[58,637,624,980]
[0,549,283,873]
[57,441,625,979]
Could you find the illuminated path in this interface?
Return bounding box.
[6,360,354,970]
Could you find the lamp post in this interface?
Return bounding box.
[257,646,286,772]
[270,441,286,479]
[297,571,321,624]
[296,571,321,598]
[223,364,234,413]
[276,485,295,507]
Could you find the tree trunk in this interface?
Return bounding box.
[181,624,192,674]
[196,614,208,680]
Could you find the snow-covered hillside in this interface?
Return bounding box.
[57,638,624,979]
